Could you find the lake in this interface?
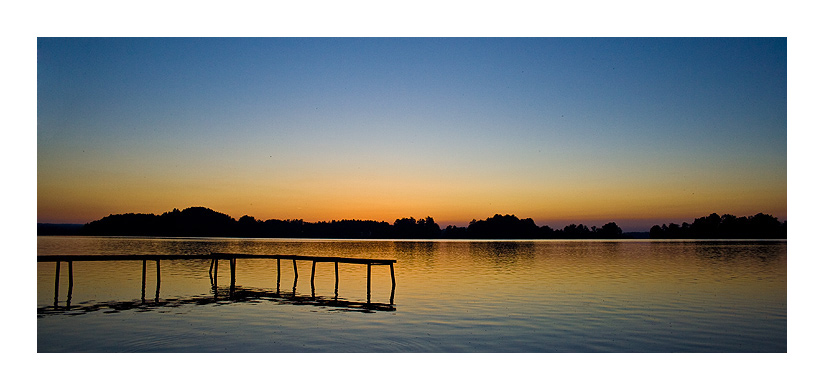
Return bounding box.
[37,236,786,352]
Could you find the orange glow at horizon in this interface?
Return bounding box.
[38,161,787,230]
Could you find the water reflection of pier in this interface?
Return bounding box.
[37,253,396,311]
[37,285,395,316]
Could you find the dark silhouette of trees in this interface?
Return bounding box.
[81,207,417,239]
[649,213,786,239]
[82,212,162,236]
[392,216,441,239]
[82,207,237,237]
[466,214,543,239]
[237,215,261,237]
[596,222,623,239]
[77,208,633,239]
[558,223,590,239]
[74,206,784,240]
[259,218,306,238]
[159,207,236,236]
[549,222,624,239]
[443,225,469,239]
[305,219,394,238]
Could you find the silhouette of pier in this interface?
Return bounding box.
[37,253,396,310]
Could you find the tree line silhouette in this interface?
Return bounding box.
[444,214,626,239]
[649,212,786,239]
[65,207,786,239]
[76,207,630,239]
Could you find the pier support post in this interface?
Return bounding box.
[292,259,298,297]
[53,261,60,308]
[208,258,215,288]
[334,261,339,300]
[67,261,73,307]
[311,261,317,298]
[66,261,74,306]
[155,259,161,302]
[293,258,298,280]
[141,260,147,303]
[276,258,281,293]
[366,263,372,303]
[389,263,395,305]
[213,259,218,288]
[230,258,236,297]
[211,258,218,298]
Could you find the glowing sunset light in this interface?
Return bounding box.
[37,38,786,232]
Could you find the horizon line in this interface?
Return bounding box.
[37,206,788,232]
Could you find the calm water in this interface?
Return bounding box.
[37,236,786,352]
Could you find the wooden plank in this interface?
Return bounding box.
[37,254,210,262]
[210,253,396,264]
[38,253,396,264]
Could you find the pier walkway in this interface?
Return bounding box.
[38,253,396,308]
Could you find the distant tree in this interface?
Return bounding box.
[237,215,261,237]
[419,216,441,238]
[443,225,468,239]
[392,216,440,238]
[558,223,593,239]
[747,213,783,239]
[649,224,664,239]
[466,214,542,239]
[596,222,623,239]
[689,213,721,238]
[393,217,418,238]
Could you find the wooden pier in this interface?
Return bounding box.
[38,253,396,308]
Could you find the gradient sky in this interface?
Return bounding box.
[37,38,786,231]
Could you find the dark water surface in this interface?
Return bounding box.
[37,237,786,352]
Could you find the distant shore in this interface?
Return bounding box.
[37,207,785,240]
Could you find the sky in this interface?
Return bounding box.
[37,37,787,231]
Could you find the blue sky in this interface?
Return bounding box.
[37,37,786,230]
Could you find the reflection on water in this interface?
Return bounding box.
[470,241,535,259]
[39,285,394,317]
[37,237,785,352]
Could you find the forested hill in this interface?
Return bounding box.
[73,207,785,239]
